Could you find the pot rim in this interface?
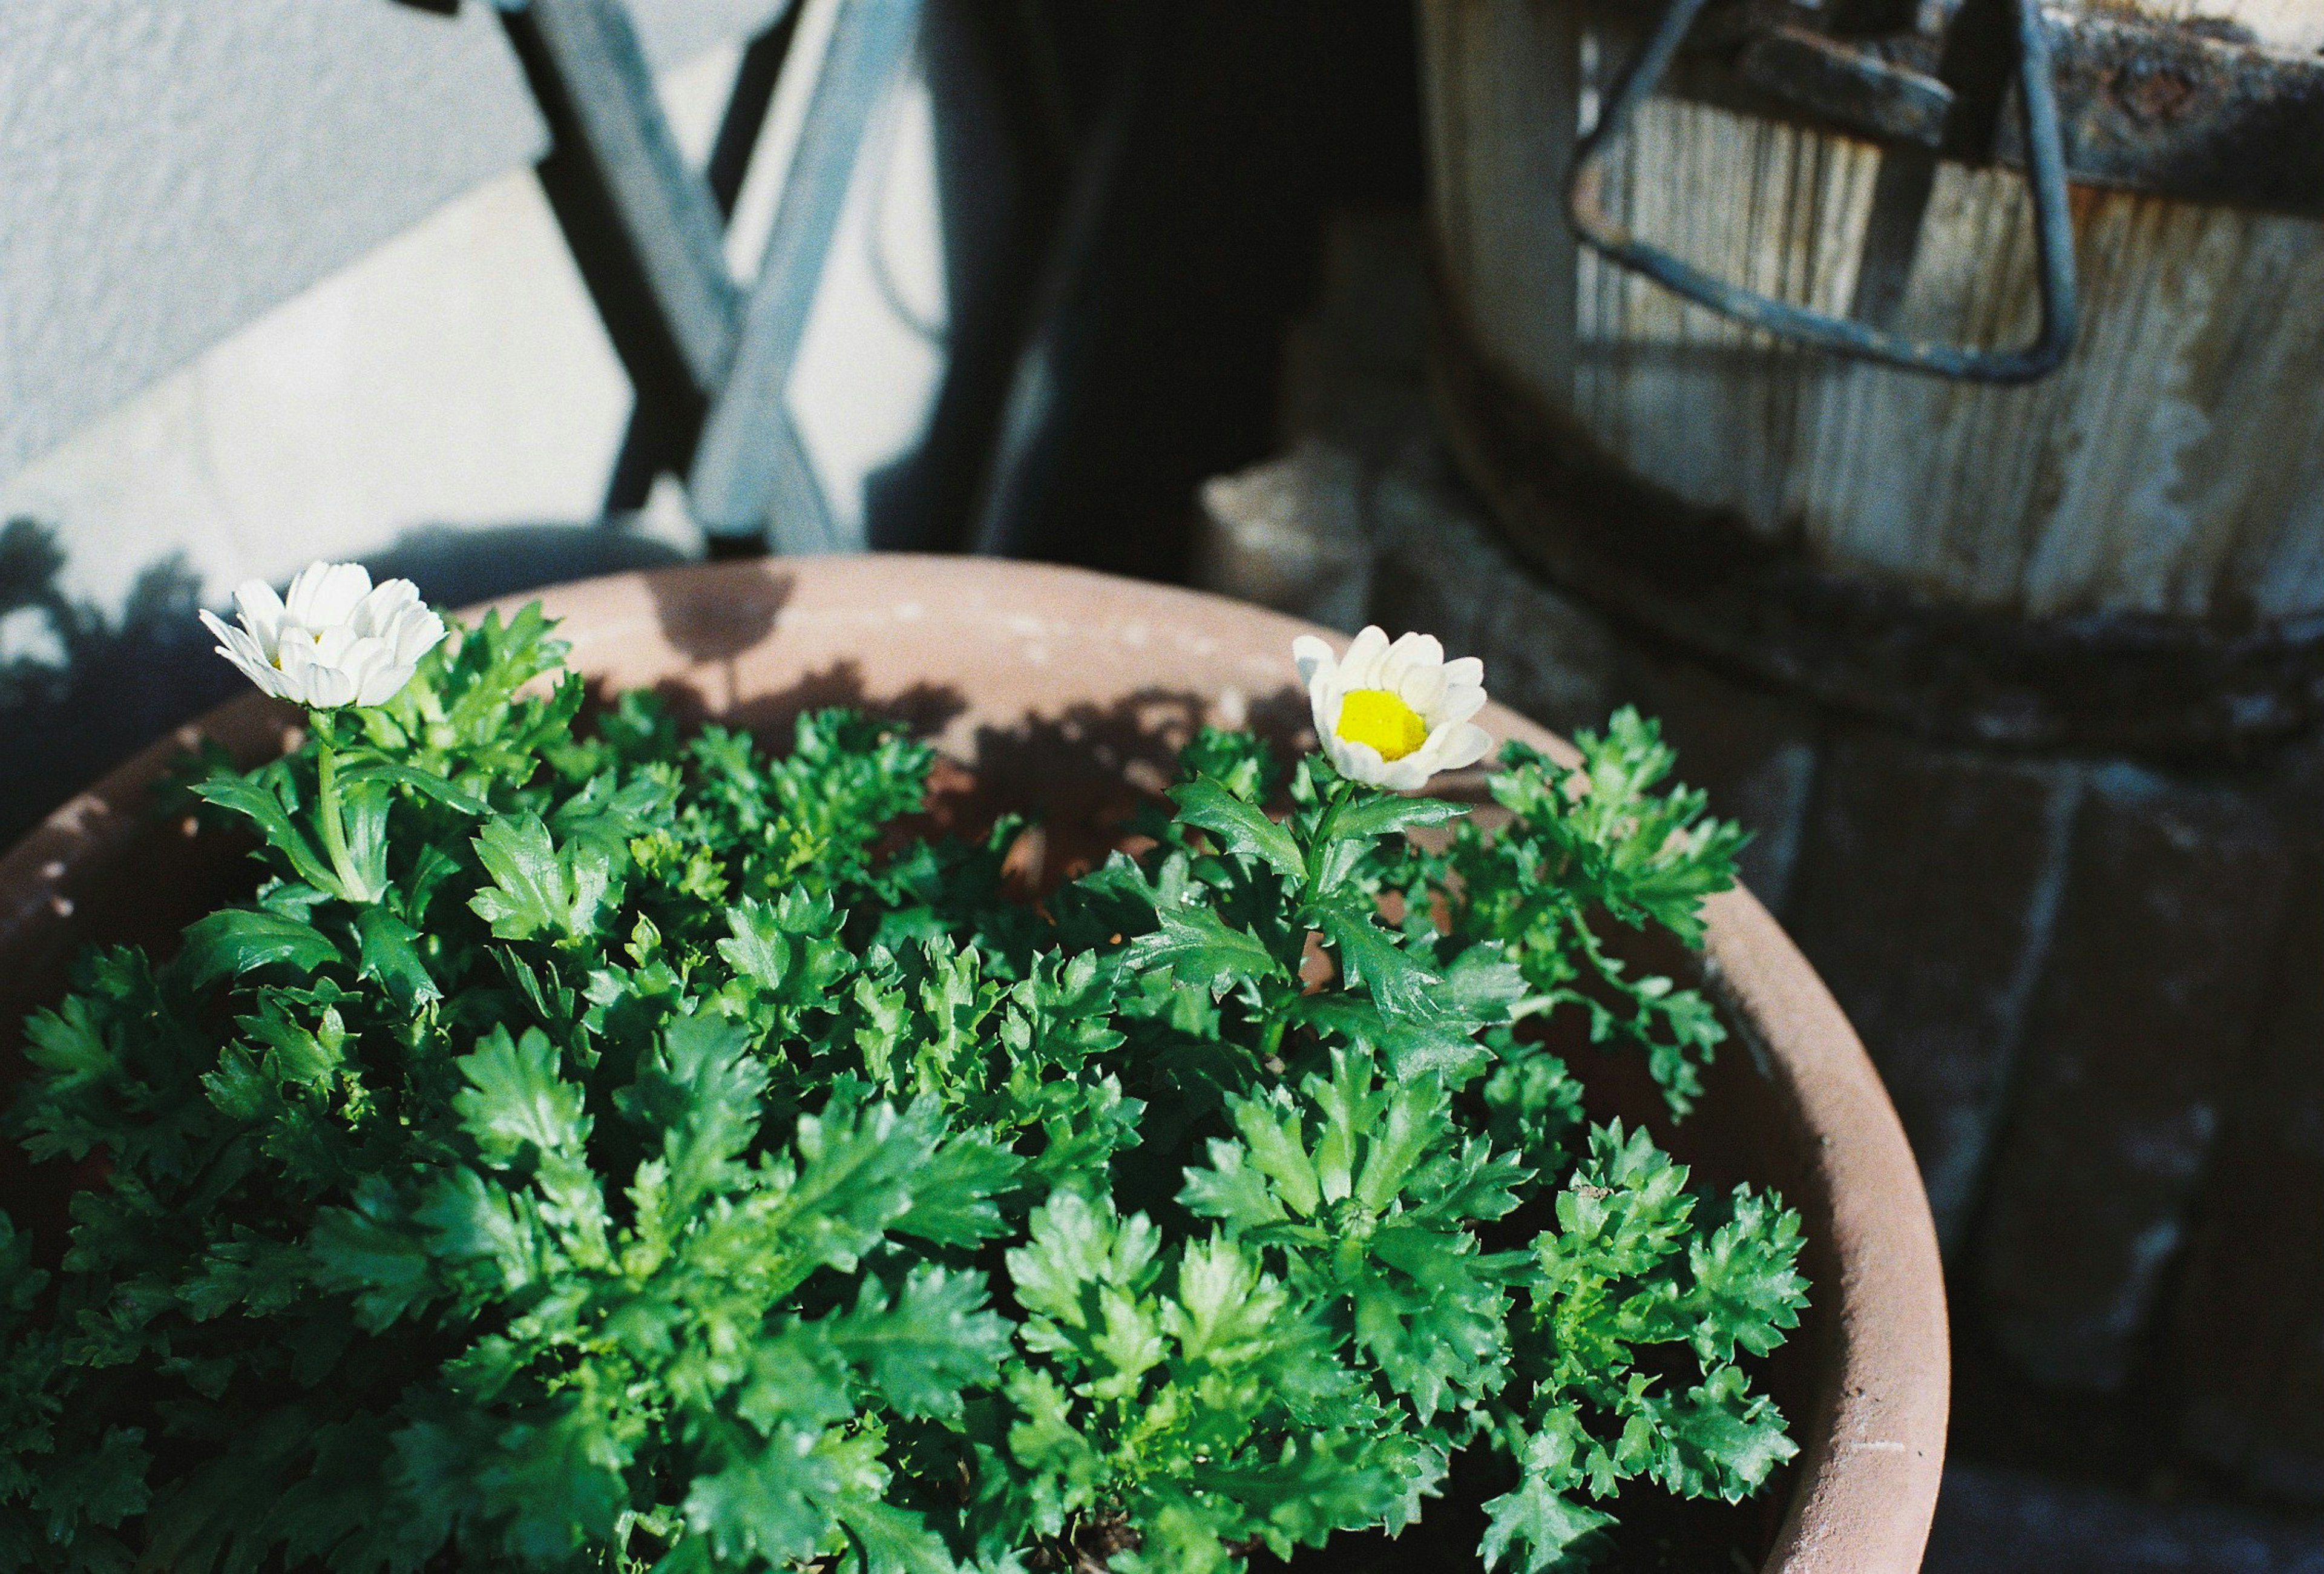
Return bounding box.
[0,554,1946,1574]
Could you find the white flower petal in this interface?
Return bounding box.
[219,624,270,671]
[306,662,358,710]
[309,625,362,668]
[1289,624,1494,794]
[271,638,319,705]
[202,612,287,699]
[199,608,255,662]
[1376,757,1435,792]
[1337,625,1393,690]
[1396,661,1449,719]
[389,605,448,668]
[1432,722,1494,772]
[285,561,372,629]
[348,578,420,640]
[1311,677,1345,739]
[338,634,392,691]
[234,654,290,699]
[355,657,416,708]
[205,561,445,708]
[1379,632,1444,688]
[1326,735,1391,788]
[229,580,288,651]
[1437,685,1489,727]
[338,633,416,706]
[1290,634,1338,688]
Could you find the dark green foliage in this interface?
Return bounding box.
[1,615,1804,1574]
[1398,718,1751,1118]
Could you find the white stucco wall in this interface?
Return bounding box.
[0,0,801,487]
[0,162,652,612]
[0,0,548,481]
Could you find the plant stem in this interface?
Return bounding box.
[313,737,374,903]
[1258,1011,1288,1069]
[1304,777,1356,887]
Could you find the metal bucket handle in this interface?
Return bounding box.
[1564,0,2079,383]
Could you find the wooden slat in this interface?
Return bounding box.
[1420,0,1581,407]
[602,5,804,514]
[689,0,927,549]
[1428,0,2324,624]
[516,0,741,400]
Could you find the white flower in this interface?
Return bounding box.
[1293,626,1493,791]
[200,561,447,709]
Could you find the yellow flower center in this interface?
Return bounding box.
[1335,689,1428,762]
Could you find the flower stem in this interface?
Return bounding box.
[314,737,374,903]
[1304,777,1357,888]
[1258,1011,1288,1069]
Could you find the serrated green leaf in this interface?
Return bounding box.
[468,813,614,941]
[1330,792,1469,843]
[190,773,338,891]
[344,759,490,817]
[892,1129,1020,1247]
[1119,906,1283,998]
[837,1498,961,1574]
[1481,1435,1610,1573]
[453,1026,589,1165]
[0,602,1808,1574]
[1316,906,1442,1022]
[355,906,439,1006]
[178,907,340,989]
[827,1267,1011,1421]
[1168,776,1304,881]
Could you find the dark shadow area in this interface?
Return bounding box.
[856,0,1039,552]
[633,655,973,754]
[363,519,688,608]
[969,0,1425,578]
[642,558,793,667]
[0,519,238,850]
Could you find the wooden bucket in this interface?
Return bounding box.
[1419,0,2324,756]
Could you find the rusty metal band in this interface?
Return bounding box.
[1653,2,2324,220]
[1426,300,2324,759]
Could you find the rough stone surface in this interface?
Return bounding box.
[1193,440,1373,631]
[2171,846,2324,1503]
[1978,763,2293,1392]
[1781,731,2081,1248]
[1926,1461,2324,1574]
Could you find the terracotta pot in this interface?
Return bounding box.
[0,556,1946,1573]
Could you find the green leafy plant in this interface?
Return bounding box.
[0,601,1803,1574]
